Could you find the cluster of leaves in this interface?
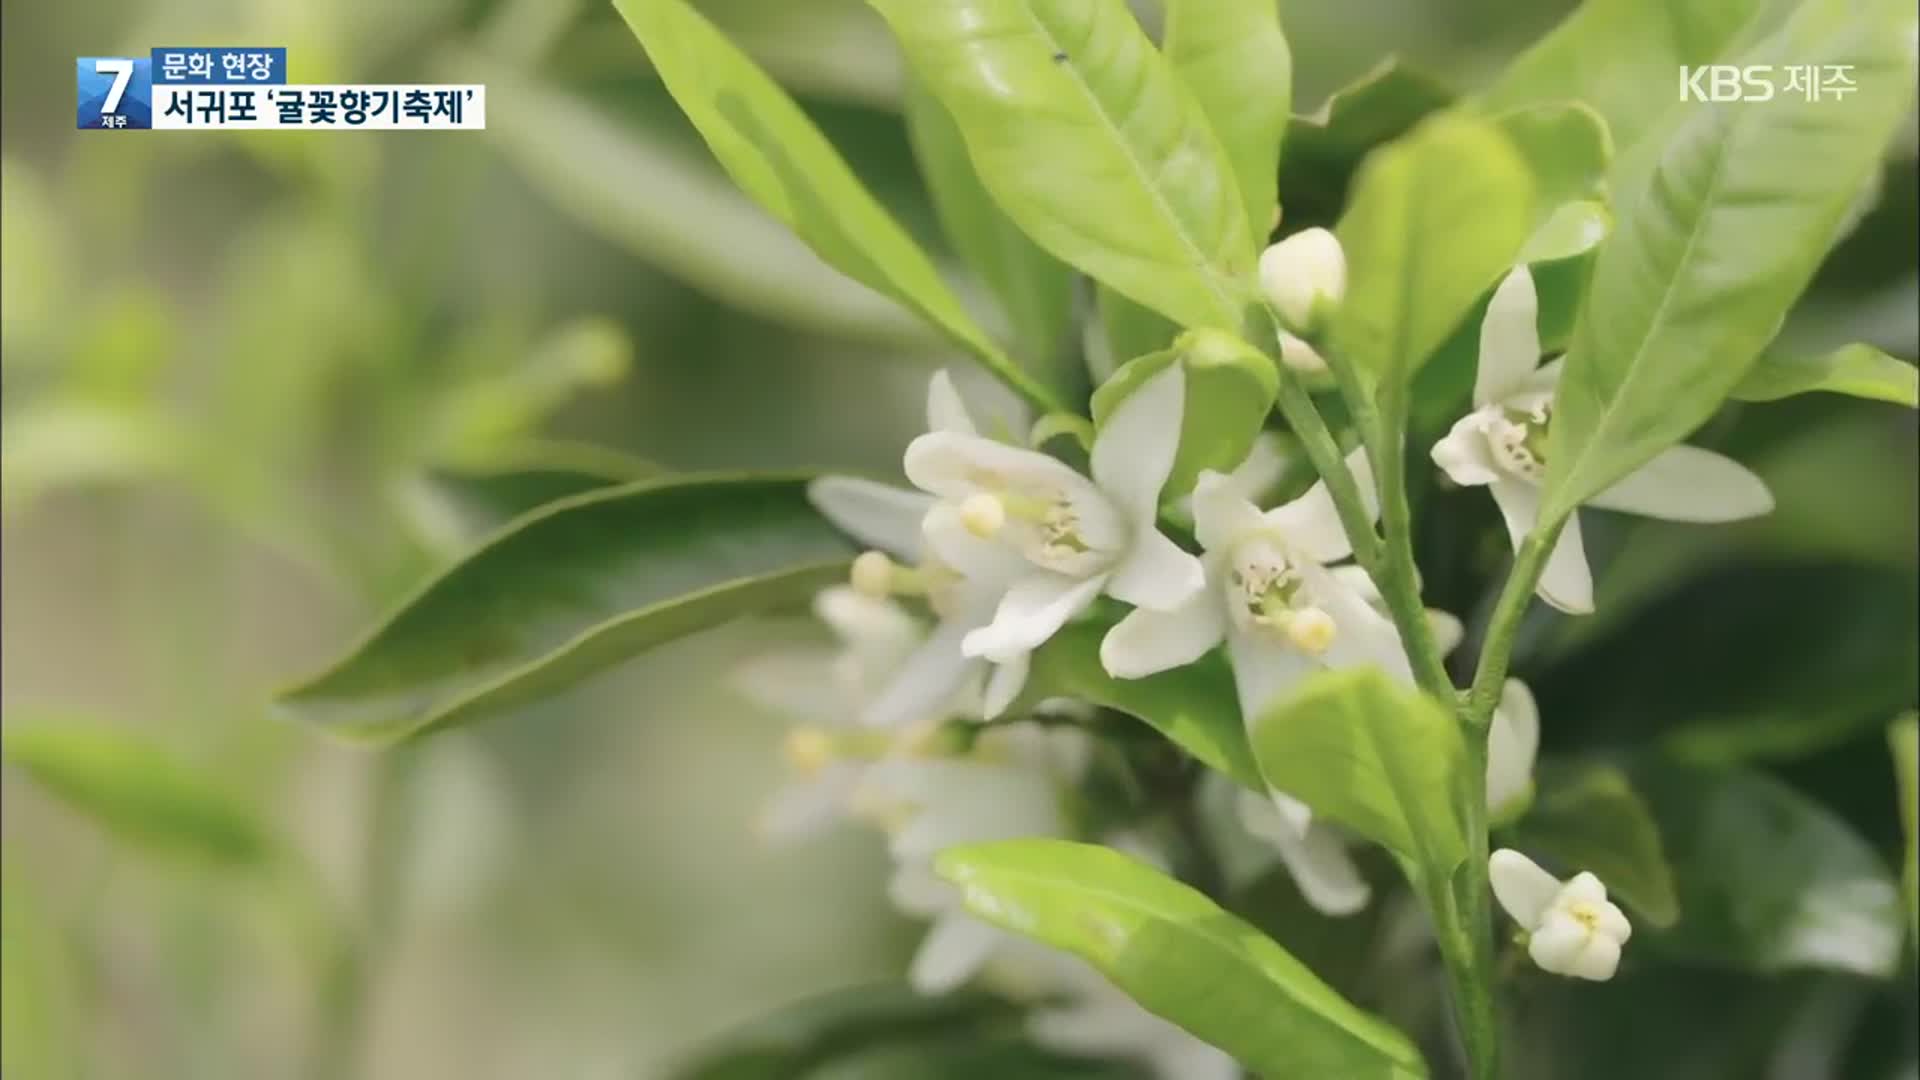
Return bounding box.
[7,0,1918,1078]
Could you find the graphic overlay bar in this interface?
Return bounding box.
[152,85,486,130]
[150,47,287,84]
[77,57,153,129]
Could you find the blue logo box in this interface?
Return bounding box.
[76,57,152,129]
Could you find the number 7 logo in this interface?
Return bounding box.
[95,58,134,113]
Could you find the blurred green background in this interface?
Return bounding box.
[3,1,1914,1078]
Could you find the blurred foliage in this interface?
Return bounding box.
[2,0,1915,1078]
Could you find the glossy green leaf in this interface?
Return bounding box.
[1489,103,1612,214]
[1331,114,1535,401]
[1090,329,1279,496]
[870,0,1256,332]
[1632,760,1905,976]
[473,56,939,347]
[1024,621,1259,788]
[1516,201,1611,265]
[1891,713,1918,944]
[612,0,1056,409]
[904,77,1078,390]
[278,474,852,741]
[1280,59,1453,228]
[1731,343,1919,407]
[1474,0,1770,153]
[411,442,660,543]
[1097,290,1182,378]
[936,839,1428,1078]
[1162,0,1293,230]
[1,722,276,870]
[1508,761,1679,928]
[1542,0,1920,519]
[1248,667,1468,875]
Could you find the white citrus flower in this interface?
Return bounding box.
[859,725,1090,993]
[808,372,1036,725]
[1490,848,1632,981]
[1099,450,1409,715]
[1231,787,1371,917]
[904,365,1205,677]
[1027,955,1241,1080]
[734,586,942,839]
[1258,227,1346,334]
[1432,268,1774,613]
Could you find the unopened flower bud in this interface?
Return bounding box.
[1276,330,1329,375]
[850,550,895,598]
[959,493,1006,539]
[1259,227,1346,333]
[1286,606,1337,654]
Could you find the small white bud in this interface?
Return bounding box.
[1285,606,1337,654]
[850,550,895,598]
[1276,330,1329,375]
[958,492,1006,539]
[1489,849,1631,982]
[1258,227,1346,333]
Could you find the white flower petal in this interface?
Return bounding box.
[859,620,981,730]
[1106,527,1205,611]
[1239,792,1371,916]
[926,369,977,435]
[757,766,860,841]
[1090,364,1186,522]
[1564,931,1622,981]
[808,477,934,559]
[921,502,1032,584]
[1432,413,1501,488]
[1226,632,1321,723]
[887,862,951,917]
[1327,565,1381,604]
[904,430,1095,504]
[733,647,848,722]
[1489,848,1562,929]
[814,587,923,669]
[1192,470,1269,551]
[1298,560,1414,683]
[1560,871,1608,906]
[1490,479,1593,614]
[1264,447,1376,563]
[1227,431,1289,500]
[982,652,1031,719]
[1596,900,1632,943]
[910,910,1003,994]
[1476,268,1542,406]
[963,572,1107,661]
[1585,444,1774,523]
[1428,609,1466,657]
[1100,586,1226,679]
[1528,908,1594,976]
[1486,679,1540,814]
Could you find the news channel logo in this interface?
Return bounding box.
[77,47,484,131]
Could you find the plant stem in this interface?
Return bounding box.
[1353,377,1453,698]
[1464,522,1562,733]
[1268,366,1383,568]
[1426,735,1498,1080]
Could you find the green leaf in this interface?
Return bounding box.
[904,77,1079,391]
[1331,114,1535,403]
[418,442,657,527]
[1891,713,1918,945]
[1474,0,1770,153]
[611,0,1056,409]
[1731,343,1919,407]
[1248,667,1468,875]
[1089,329,1279,496]
[1632,760,1905,976]
[661,983,1033,1080]
[936,839,1428,1078]
[1508,761,1679,928]
[1,722,276,870]
[869,0,1256,332]
[277,474,852,741]
[1024,621,1259,788]
[1487,103,1614,262]
[1280,59,1453,228]
[1516,201,1611,265]
[1162,0,1293,231]
[471,56,939,347]
[1541,0,1920,519]
[1096,289,1181,378]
